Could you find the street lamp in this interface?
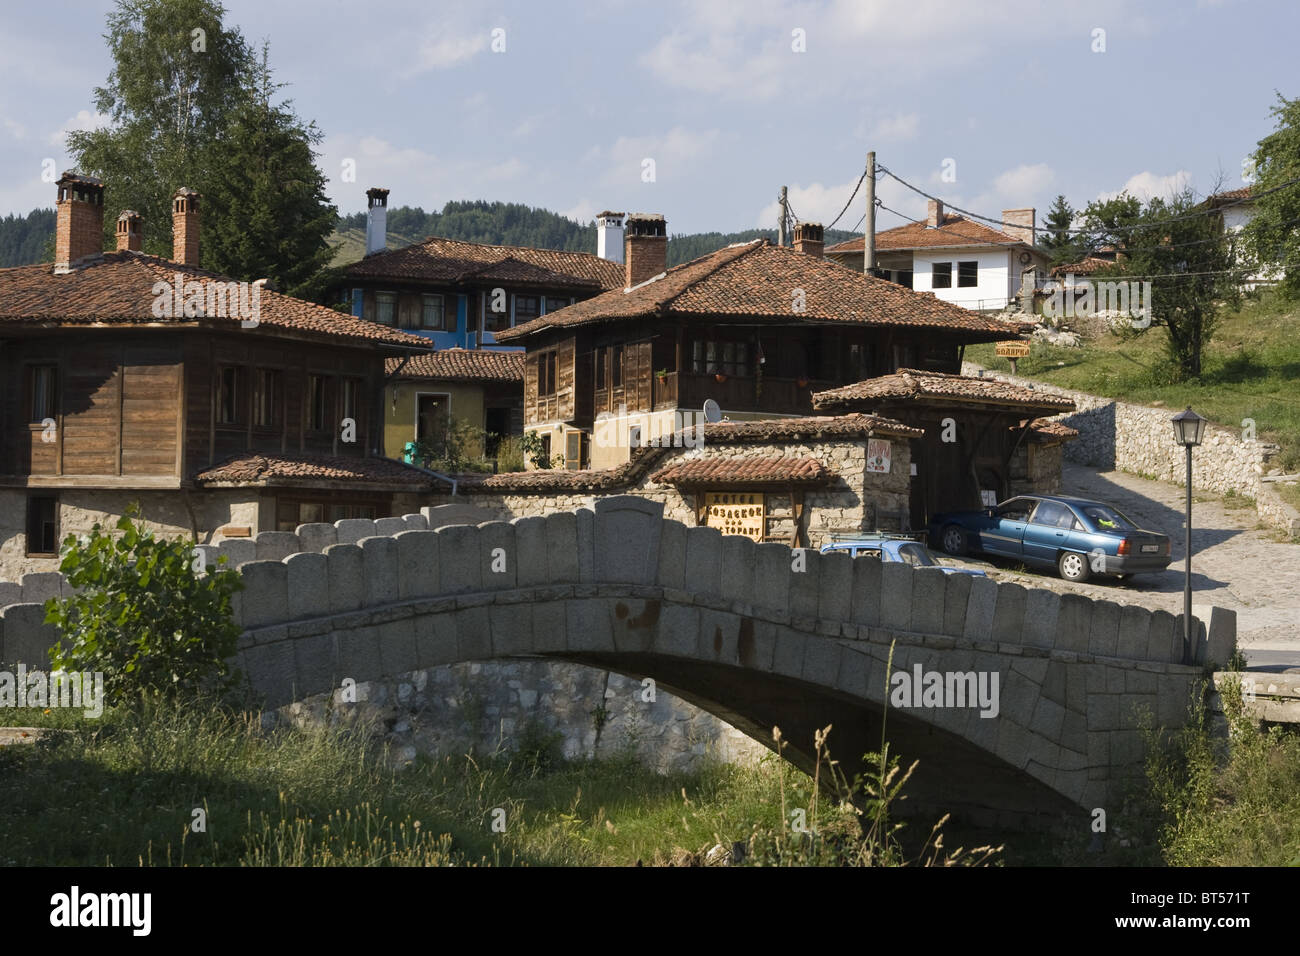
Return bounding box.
[1171,407,1207,663]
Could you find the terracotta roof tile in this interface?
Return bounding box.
[1022,418,1079,442]
[386,348,524,382]
[812,369,1076,413]
[195,453,433,489]
[651,455,832,486]
[343,236,623,290]
[0,252,433,350]
[1050,256,1118,277]
[495,241,1020,343]
[699,412,922,442]
[826,214,1030,253]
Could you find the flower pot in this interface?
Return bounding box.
[714,373,728,383]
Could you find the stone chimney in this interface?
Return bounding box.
[596,210,625,263]
[365,187,389,256]
[624,213,667,288]
[54,172,105,273]
[926,199,944,228]
[793,221,825,258]
[172,188,200,266]
[115,210,142,252]
[1002,208,1036,245]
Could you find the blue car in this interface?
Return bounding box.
[819,536,987,576]
[929,494,1172,583]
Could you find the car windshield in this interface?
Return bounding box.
[896,543,937,567]
[1082,505,1138,532]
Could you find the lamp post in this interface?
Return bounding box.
[1171,407,1207,663]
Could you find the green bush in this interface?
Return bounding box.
[44,505,244,703]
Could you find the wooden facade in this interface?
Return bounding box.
[0,330,383,486]
[522,321,965,432]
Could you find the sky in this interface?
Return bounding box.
[1,0,1296,239]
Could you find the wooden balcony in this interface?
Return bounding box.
[653,371,833,417]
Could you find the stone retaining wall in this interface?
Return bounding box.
[963,363,1300,536]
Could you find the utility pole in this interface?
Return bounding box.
[864,151,876,275]
[778,185,788,247]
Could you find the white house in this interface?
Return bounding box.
[1203,187,1279,289]
[826,200,1052,312]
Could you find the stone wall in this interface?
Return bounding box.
[0,488,258,583]
[962,363,1300,536]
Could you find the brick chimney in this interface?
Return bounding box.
[624,213,667,288]
[596,210,625,263]
[365,187,389,256]
[115,210,142,252]
[1001,208,1036,245]
[926,199,944,228]
[793,221,825,258]
[172,188,200,266]
[54,172,105,273]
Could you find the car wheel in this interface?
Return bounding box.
[1058,551,1090,583]
[940,524,967,556]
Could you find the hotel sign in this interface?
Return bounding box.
[704,492,765,540]
[995,340,1031,358]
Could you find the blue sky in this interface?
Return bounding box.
[1,0,1296,237]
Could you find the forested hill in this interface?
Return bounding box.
[332,200,862,268]
[0,209,55,267]
[0,199,861,269]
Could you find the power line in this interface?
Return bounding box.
[827,165,871,230]
[877,165,1300,238]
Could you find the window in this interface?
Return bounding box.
[957,261,978,288]
[1029,500,1071,527]
[26,496,58,555]
[691,340,706,374]
[253,369,281,427]
[341,378,359,422]
[611,345,624,387]
[544,296,571,314]
[29,366,57,422]
[416,393,450,444]
[513,295,541,327]
[896,270,914,289]
[594,346,607,390]
[540,434,551,464]
[538,351,558,397]
[421,294,447,330]
[216,367,241,425]
[995,498,1035,521]
[277,500,376,532]
[932,262,953,289]
[307,375,329,431]
[483,290,511,333]
[375,292,397,326]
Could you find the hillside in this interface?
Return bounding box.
[0,209,55,267]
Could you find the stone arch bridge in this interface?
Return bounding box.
[1,498,1232,827]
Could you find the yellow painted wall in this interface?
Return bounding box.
[383,380,487,460]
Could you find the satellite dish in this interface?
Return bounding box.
[702,399,722,423]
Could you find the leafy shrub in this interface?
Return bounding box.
[44,505,244,702]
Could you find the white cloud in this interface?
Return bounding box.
[560,199,599,224]
[754,172,928,230]
[48,109,110,148]
[1096,169,1193,204]
[588,126,722,187]
[3,117,26,140]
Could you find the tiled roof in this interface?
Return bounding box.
[1050,256,1118,277]
[1023,418,1079,443]
[0,252,433,350]
[1204,187,1253,206]
[194,453,433,489]
[650,455,832,486]
[826,214,1030,253]
[495,241,1020,343]
[699,412,923,442]
[812,369,1076,413]
[343,236,623,291]
[386,348,524,382]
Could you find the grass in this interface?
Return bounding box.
[966,289,1300,472]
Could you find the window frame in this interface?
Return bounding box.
[216,366,243,426]
[420,293,447,331]
[375,291,398,326]
[957,260,978,288]
[29,365,57,423]
[25,495,58,556]
[931,262,953,289]
[513,294,541,328]
[252,368,282,429]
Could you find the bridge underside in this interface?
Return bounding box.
[562,653,1084,830]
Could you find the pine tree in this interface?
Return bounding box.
[1039,194,1086,265]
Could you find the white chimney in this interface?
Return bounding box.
[597,210,625,263]
[365,187,389,256]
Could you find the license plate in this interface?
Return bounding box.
[1141,544,1159,553]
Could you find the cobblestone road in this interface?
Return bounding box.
[948,463,1300,665]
